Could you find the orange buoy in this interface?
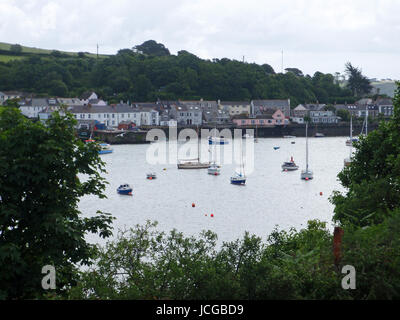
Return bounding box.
[211,214,214,218]
[305,177,309,181]
[205,214,207,216]
[320,192,323,196]
[192,203,195,208]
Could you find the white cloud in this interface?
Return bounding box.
[0,0,399,79]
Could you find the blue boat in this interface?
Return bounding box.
[99,143,113,154]
[117,184,133,195]
[230,173,246,185]
[273,146,280,150]
[208,137,229,145]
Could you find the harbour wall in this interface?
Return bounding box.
[92,122,380,144]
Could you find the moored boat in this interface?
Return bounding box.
[146,172,157,179]
[117,184,133,195]
[208,136,229,145]
[208,163,221,175]
[230,173,246,185]
[282,157,299,171]
[99,143,113,154]
[178,160,210,169]
[301,122,314,180]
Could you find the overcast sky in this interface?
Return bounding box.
[1,0,399,79]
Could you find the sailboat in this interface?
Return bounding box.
[177,128,210,169]
[301,122,313,180]
[344,115,353,167]
[230,138,246,185]
[208,129,221,175]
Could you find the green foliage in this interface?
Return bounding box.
[345,62,372,97]
[0,41,355,104]
[340,211,400,299]
[337,109,350,122]
[10,44,22,55]
[331,82,400,226]
[69,220,345,300]
[0,109,114,299]
[133,40,170,56]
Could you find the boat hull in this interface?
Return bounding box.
[177,162,210,169]
[209,139,229,145]
[208,167,221,175]
[230,178,246,185]
[99,149,113,154]
[117,189,133,195]
[282,166,299,171]
[300,170,314,180]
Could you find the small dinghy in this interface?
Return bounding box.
[282,157,299,171]
[273,146,280,150]
[117,184,133,195]
[146,173,157,180]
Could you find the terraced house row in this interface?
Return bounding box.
[1,90,394,129]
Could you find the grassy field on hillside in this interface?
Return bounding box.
[0,42,108,59]
[0,55,26,63]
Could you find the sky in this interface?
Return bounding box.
[0,0,399,80]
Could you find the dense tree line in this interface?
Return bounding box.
[0,41,357,106]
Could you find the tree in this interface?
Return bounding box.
[336,109,350,122]
[345,62,372,97]
[133,40,170,56]
[0,109,114,299]
[285,68,303,77]
[330,82,400,226]
[50,80,68,97]
[10,44,23,55]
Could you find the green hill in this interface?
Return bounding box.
[0,42,109,61]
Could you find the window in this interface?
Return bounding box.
[112,114,115,118]
[121,114,125,118]
[88,114,91,119]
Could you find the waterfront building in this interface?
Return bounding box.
[232,109,288,126]
[69,104,142,128]
[218,101,251,116]
[251,99,291,118]
[19,97,59,118]
[309,110,339,123]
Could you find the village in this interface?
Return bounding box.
[0,90,395,133]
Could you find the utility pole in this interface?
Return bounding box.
[96,44,99,60]
[281,50,284,73]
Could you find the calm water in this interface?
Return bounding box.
[80,137,349,245]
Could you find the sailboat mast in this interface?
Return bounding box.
[365,106,368,135]
[306,122,309,171]
[241,137,245,176]
[350,115,353,157]
[197,125,200,161]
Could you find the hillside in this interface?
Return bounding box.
[371,81,397,98]
[0,42,108,61]
[0,40,359,105]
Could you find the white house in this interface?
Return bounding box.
[69,104,142,128]
[0,91,24,105]
[310,110,339,123]
[19,98,59,118]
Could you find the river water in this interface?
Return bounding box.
[80,137,349,246]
